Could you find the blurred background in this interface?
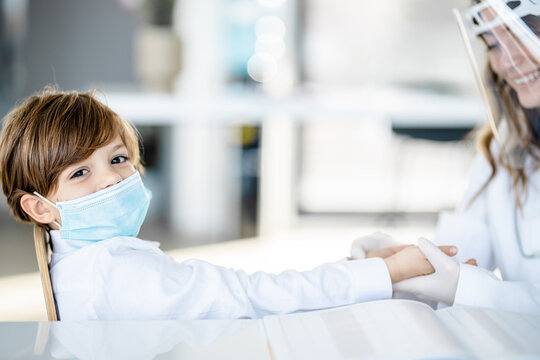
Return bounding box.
[0,0,485,320]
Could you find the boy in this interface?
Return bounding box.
[0,89,453,320]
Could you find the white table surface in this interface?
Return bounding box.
[0,319,271,360]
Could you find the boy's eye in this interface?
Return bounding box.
[71,169,88,179]
[112,156,128,164]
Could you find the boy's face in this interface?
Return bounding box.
[46,136,136,225]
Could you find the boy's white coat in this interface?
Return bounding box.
[49,232,392,320]
[436,153,540,313]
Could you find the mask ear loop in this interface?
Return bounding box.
[33,192,61,228]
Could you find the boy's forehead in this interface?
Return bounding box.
[107,137,128,149]
[100,135,127,148]
[64,137,128,166]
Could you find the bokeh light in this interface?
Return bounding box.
[247,53,278,82]
[255,33,286,59]
[255,16,286,38]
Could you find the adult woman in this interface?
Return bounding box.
[355,0,540,313]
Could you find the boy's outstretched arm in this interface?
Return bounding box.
[77,240,395,320]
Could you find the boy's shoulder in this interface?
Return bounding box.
[51,236,163,269]
[98,236,162,254]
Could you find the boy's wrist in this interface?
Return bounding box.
[384,257,402,284]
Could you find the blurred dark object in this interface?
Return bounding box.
[0,0,22,117]
[22,0,137,95]
[239,126,261,238]
[392,126,473,142]
[138,126,161,169]
[0,2,8,97]
[142,0,176,26]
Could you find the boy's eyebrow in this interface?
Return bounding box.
[110,143,127,151]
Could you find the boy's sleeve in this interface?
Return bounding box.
[91,248,392,320]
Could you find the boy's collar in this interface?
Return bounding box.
[49,230,93,255]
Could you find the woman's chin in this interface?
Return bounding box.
[517,93,540,109]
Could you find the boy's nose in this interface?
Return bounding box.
[99,171,123,190]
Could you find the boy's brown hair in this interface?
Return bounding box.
[0,87,143,223]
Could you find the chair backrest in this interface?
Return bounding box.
[33,225,58,321]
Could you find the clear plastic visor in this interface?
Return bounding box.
[454,0,540,167]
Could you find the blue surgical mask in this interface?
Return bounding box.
[34,171,152,242]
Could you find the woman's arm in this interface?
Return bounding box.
[454,264,540,314]
[434,154,495,269]
[394,239,540,314]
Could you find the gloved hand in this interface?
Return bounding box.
[393,237,460,305]
[350,232,408,259]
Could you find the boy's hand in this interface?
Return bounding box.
[366,244,412,259]
[383,243,457,283]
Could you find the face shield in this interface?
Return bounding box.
[454,0,540,168]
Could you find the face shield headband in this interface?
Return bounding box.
[466,0,540,59]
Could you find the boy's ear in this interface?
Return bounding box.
[20,194,57,225]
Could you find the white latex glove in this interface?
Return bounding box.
[393,237,460,305]
[350,232,402,259]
